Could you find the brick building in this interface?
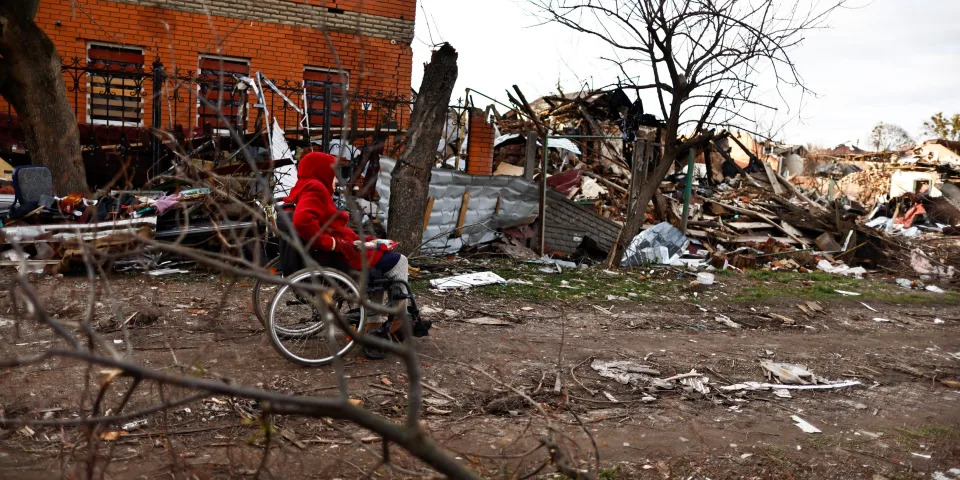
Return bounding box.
[26,0,416,138]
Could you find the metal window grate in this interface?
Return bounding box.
[197,55,250,132]
[87,44,145,125]
[304,67,348,129]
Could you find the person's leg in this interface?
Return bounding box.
[382,254,409,313]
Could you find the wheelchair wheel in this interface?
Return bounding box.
[267,268,366,366]
[252,256,281,329]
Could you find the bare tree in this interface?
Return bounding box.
[531,0,845,262]
[0,1,87,194]
[921,112,960,141]
[870,122,913,152]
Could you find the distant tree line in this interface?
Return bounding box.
[867,112,959,152]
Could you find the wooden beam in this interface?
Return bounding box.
[539,134,548,255]
[708,200,809,247]
[762,161,785,195]
[726,222,773,231]
[422,197,435,233]
[628,139,643,209]
[731,236,799,245]
[583,170,628,194]
[774,171,827,213]
[455,192,470,237]
[524,132,538,180]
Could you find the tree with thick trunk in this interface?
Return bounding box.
[533,0,845,264]
[0,1,88,195]
[388,44,458,256]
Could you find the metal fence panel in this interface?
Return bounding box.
[376,158,539,253]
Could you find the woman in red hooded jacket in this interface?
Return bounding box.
[284,152,409,301]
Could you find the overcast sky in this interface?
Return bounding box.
[411,0,960,148]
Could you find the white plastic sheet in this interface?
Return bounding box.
[430,271,506,290]
[816,259,866,278]
[621,222,690,267]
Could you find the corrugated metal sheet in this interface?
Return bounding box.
[377,158,540,253]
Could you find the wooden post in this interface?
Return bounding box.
[680,149,695,234]
[628,139,643,211]
[523,131,538,180]
[422,197,435,233]
[538,134,549,255]
[455,192,470,237]
[704,142,715,186]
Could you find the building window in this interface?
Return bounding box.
[304,67,348,130]
[87,43,145,126]
[197,55,250,133]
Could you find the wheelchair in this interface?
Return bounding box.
[252,207,430,366]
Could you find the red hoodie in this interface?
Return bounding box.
[284,152,383,270]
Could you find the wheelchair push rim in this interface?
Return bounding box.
[267,268,366,366]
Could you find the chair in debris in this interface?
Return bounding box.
[7,165,54,220]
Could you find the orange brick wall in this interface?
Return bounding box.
[23,0,414,132]
[466,109,495,176]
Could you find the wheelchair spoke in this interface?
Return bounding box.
[267,268,366,366]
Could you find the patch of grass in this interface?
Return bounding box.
[895,424,959,449]
[733,271,960,304]
[598,466,621,480]
[888,473,916,480]
[475,266,666,302]
[880,292,960,305]
[424,261,690,302]
[802,434,837,449]
[757,445,798,473]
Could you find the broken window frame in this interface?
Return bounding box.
[196,54,251,135]
[86,42,146,127]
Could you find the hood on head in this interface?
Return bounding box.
[297,152,338,191]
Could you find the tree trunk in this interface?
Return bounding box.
[387,44,458,256]
[0,3,88,195]
[607,97,682,265]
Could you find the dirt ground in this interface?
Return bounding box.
[1,263,959,479]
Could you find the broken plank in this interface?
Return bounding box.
[762,161,785,195]
[422,197,435,233]
[708,200,809,247]
[731,236,799,245]
[780,221,804,239]
[775,171,827,212]
[726,222,773,231]
[455,192,470,237]
[583,171,628,194]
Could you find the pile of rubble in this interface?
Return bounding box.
[0,164,271,273]
[491,88,664,221]
[615,156,958,284]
